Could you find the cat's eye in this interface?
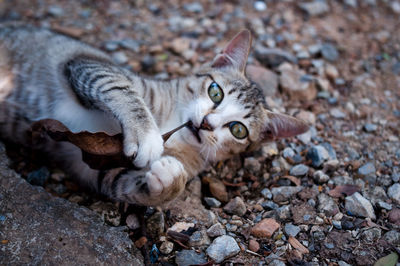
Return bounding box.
[208,82,224,104]
[229,121,248,139]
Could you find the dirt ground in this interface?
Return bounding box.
[0,0,399,265]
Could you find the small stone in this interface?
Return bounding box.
[321,43,339,62]
[119,39,140,52]
[206,235,240,263]
[255,47,297,68]
[344,0,357,7]
[324,242,335,249]
[141,55,155,71]
[47,5,64,17]
[126,214,140,230]
[183,2,203,13]
[332,220,342,230]
[209,178,228,202]
[89,201,121,226]
[251,218,280,238]
[290,164,309,176]
[325,64,339,79]
[272,186,303,203]
[345,192,376,220]
[284,223,300,237]
[189,230,210,247]
[261,200,279,210]
[341,220,354,230]
[169,222,195,233]
[170,38,191,55]
[377,201,392,210]
[388,208,400,225]
[244,157,261,172]
[160,241,174,255]
[112,52,128,65]
[103,41,119,51]
[313,170,330,184]
[175,250,207,266]
[299,1,330,16]
[207,223,226,238]
[135,236,147,248]
[364,123,377,132]
[318,194,339,216]
[27,167,50,186]
[223,197,247,216]
[338,261,352,266]
[307,145,330,167]
[254,1,267,11]
[388,183,400,204]
[361,228,381,242]
[146,211,165,238]
[279,65,317,101]
[330,108,346,119]
[248,239,260,252]
[283,147,295,159]
[383,230,400,245]
[358,162,376,177]
[246,65,278,96]
[261,188,273,199]
[276,205,291,220]
[262,142,279,157]
[204,197,221,208]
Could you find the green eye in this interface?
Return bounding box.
[208,82,224,104]
[229,121,248,139]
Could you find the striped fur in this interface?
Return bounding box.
[0,24,308,206]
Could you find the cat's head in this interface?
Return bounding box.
[180,30,309,162]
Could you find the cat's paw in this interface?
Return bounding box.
[123,128,164,168]
[145,156,187,199]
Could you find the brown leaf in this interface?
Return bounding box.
[281,175,301,186]
[30,119,189,170]
[288,236,309,254]
[328,185,360,198]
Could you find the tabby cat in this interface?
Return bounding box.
[0,23,308,206]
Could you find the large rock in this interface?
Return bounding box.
[0,143,143,265]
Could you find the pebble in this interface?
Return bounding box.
[126,214,140,230]
[169,222,194,233]
[313,170,330,184]
[255,47,297,68]
[246,65,278,96]
[358,162,376,177]
[318,193,339,216]
[330,108,346,119]
[284,223,300,237]
[290,164,309,176]
[345,192,376,220]
[321,43,339,62]
[244,157,261,172]
[248,239,260,252]
[298,1,330,16]
[361,228,381,242]
[119,39,140,53]
[254,1,267,11]
[112,51,128,65]
[47,5,64,17]
[283,147,295,159]
[364,123,378,132]
[332,220,342,230]
[324,242,335,249]
[27,167,50,186]
[260,188,273,199]
[261,201,279,210]
[276,205,291,220]
[383,230,400,245]
[251,218,280,238]
[104,41,119,51]
[307,145,330,167]
[146,211,165,238]
[175,250,207,266]
[170,38,191,55]
[189,230,210,247]
[207,223,226,238]
[388,208,400,225]
[387,183,400,204]
[344,0,357,7]
[325,64,339,79]
[183,2,203,13]
[272,186,303,203]
[206,235,240,263]
[377,201,392,210]
[204,197,221,208]
[223,197,247,216]
[159,241,174,255]
[279,65,317,101]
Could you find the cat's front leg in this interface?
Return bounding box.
[107,156,188,206]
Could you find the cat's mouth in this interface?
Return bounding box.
[186,121,201,143]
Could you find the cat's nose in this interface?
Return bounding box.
[200,116,214,131]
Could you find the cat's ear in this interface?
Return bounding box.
[260,111,309,142]
[211,29,252,73]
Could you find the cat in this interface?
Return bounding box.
[0,23,308,206]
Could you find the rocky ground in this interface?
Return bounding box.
[1,0,400,265]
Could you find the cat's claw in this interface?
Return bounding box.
[123,129,164,168]
[146,156,186,198]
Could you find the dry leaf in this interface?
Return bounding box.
[328,185,360,198]
[30,119,189,170]
[282,175,301,186]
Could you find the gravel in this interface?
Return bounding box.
[206,235,240,263]
[345,192,376,220]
